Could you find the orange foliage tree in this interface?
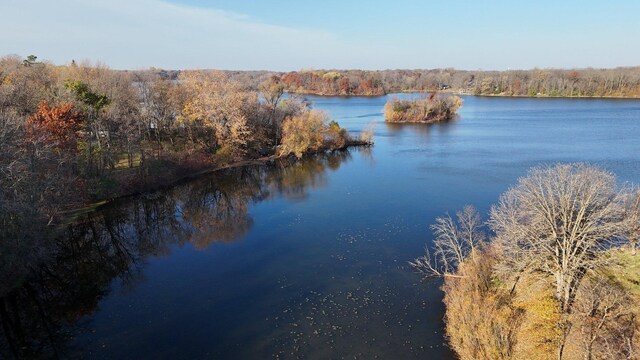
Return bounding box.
[27,101,84,152]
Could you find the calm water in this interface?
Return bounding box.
[2,95,640,359]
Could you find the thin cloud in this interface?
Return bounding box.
[0,0,374,70]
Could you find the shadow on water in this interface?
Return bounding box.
[0,151,352,359]
[384,118,459,142]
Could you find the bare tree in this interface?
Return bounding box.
[572,274,636,360]
[259,78,285,142]
[489,164,628,313]
[410,205,485,277]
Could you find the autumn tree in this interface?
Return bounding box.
[259,78,286,146]
[326,120,349,149]
[384,94,462,123]
[0,55,55,115]
[27,101,84,153]
[137,72,179,143]
[441,250,523,360]
[59,61,143,175]
[280,110,327,158]
[64,79,110,174]
[338,76,351,95]
[101,71,143,170]
[280,109,353,158]
[179,70,256,157]
[1,106,86,245]
[571,275,636,360]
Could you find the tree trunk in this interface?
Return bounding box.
[556,271,569,312]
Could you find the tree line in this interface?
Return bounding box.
[215,67,640,97]
[129,64,640,98]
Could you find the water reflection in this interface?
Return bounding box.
[267,151,351,201]
[0,151,353,359]
[384,119,458,140]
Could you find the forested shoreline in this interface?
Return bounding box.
[213,67,640,98]
[0,55,371,248]
[26,61,639,98]
[122,66,640,98]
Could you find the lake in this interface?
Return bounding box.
[2,95,639,359]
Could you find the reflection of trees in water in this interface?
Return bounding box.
[267,151,351,201]
[385,118,458,139]
[128,193,186,257]
[180,166,267,249]
[0,150,353,359]
[357,146,375,166]
[0,216,143,359]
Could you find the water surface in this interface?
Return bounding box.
[2,95,639,359]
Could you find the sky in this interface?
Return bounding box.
[1,0,639,71]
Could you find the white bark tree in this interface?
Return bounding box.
[489,164,628,313]
[410,205,485,277]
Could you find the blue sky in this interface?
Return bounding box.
[1,0,638,70]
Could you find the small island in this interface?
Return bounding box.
[384,94,463,123]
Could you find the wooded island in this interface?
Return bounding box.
[384,94,462,123]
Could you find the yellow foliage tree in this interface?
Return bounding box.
[280,110,328,158]
[442,249,524,360]
[179,70,256,156]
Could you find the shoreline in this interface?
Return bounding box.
[289,90,385,98]
[69,140,373,217]
[290,89,640,100]
[449,91,640,100]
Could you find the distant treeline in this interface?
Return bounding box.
[189,67,640,98]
